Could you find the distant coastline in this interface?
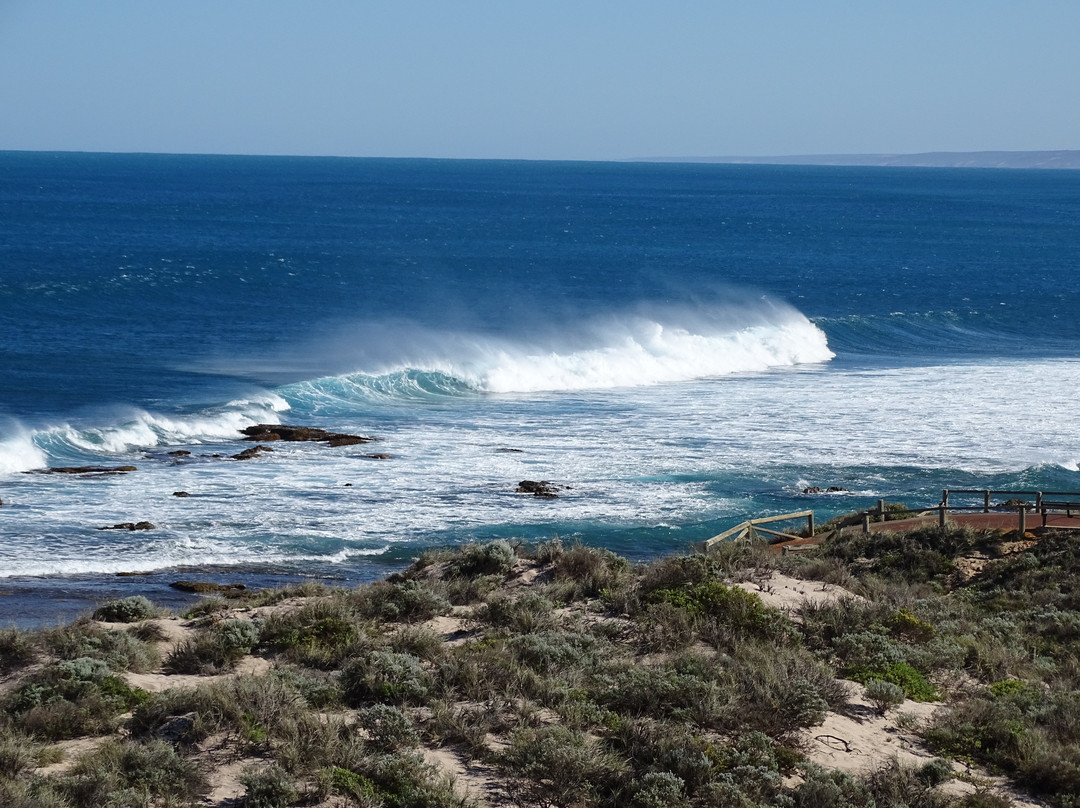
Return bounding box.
[634,149,1080,170]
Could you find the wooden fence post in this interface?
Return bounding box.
[938,506,947,528]
[862,513,871,534]
[1018,506,1026,535]
[983,491,990,513]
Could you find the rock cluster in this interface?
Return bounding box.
[516,480,567,499]
[239,424,374,447]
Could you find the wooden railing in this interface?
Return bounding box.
[702,510,814,549]
[702,489,1080,549]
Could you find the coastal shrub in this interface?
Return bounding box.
[41,618,158,672]
[240,764,298,808]
[479,591,556,633]
[554,543,632,600]
[507,630,605,678]
[850,661,937,702]
[635,554,717,602]
[260,598,365,668]
[500,725,629,808]
[0,779,69,808]
[449,539,516,577]
[182,595,231,618]
[163,618,260,674]
[626,771,691,808]
[341,650,433,707]
[532,537,565,564]
[0,628,37,672]
[56,738,206,808]
[92,595,159,623]
[597,658,729,726]
[726,644,841,741]
[0,726,38,778]
[441,572,505,606]
[636,602,696,652]
[388,624,446,662]
[266,665,342,709]
[127,620,168,643]
[351,579,451,623]
[9,657,149,740]
[865,679,906,715]
[356,703,420,750]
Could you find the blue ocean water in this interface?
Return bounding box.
[2,152,1079,626]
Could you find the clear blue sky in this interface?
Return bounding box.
[1,1,1076,160]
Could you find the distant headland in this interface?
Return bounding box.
[635,150,1080,169]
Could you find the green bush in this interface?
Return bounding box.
[449,539,516,577]
[341,650,433,707]
[8,657,149,740]
[92,595,159,623]
[865,679,906,715]
[240,763,297,808]
[849,661,937,702]
[56,738,206,808]
[40,618,158,672]
[163,618,260,674]
[0,628,37,673]
[351,579,452,622]
[554,544,632,600]
[355,703,420,750]
[500,725,629,808]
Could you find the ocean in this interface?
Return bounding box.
[2,151,1078,627]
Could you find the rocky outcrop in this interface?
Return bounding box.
[172,491,190,497]
[169,581,247,596]
[98,521,156,531]
[29,465,137,475]
[516,480,567,499]
[232,445,273,461]
[239,424,374,446]
[803,486,849,494]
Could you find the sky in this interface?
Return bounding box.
[1,1,1077,161]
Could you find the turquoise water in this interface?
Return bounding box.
[1,153,1078,625]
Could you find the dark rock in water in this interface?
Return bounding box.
[29,465,137,475]
[99,521,156,531]
[173,491,190,497]
[327,435,371,447]
[516,480,566,499]
[115,571,152,577]
[827,486,849,493]
[802,487,824,494]
[232,444,273,461]
[803,485,849,494]
[167,450,191,457]
[240,424,374,447]
[496,448,524,453]
[169,580,247,596]
[364,454,392,460]
[344,483,353,487]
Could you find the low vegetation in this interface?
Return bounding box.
[0,523,1076,806]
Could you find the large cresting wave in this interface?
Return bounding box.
[470,313,833,393]
[282,302,835,401]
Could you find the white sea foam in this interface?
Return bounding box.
[304,305,834,396]
[0,428,48,473]
[468,316,833,393]
[1,394,289,470]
